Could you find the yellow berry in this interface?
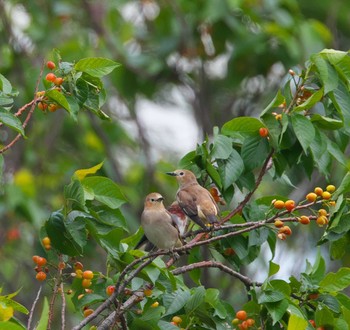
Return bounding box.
[42,236,51,245]
[326,185,336,193]
[322,191,332,200]
[318,209,327,216]
[83,270,94,280]
[82,279,92,288]
[144,289,152,297]
[299,216,310,225]
[274,220,284,228]
[306,192,317,202]
[316,216,328,227]
[274,200,285,209]
[151,301,159,308]
[172,316,182,324]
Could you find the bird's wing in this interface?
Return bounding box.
[177,189,207,229]
[135,234,155,251]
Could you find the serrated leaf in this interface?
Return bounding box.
[0,109,24,135]
[222,117,263,137]
[258,290,285,303]
[45,89,71,112]
[311,53,338,94]
[75,57,120,78]
[81,176,127,209]
[74,161,104,180]
[241,135,270,170]
[291,114,315,154]
[163,290,191,316]
[185,286,206,314]
[320,268,350,292]
[265,299,289,324]
[64,180,85,205]
[217,149,244,189]
[210,134,232,160]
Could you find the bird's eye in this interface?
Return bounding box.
[151,198,155,202]
[179,172,184,176]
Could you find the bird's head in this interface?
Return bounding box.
[144,192,164,208]
[166,169,197,186]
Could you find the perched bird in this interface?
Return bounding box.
[136,200,188,251]
[140,192,183,250]
[167,169,219,230]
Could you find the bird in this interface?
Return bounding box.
[140,192,183,251]
[135,200,188,251]
[166,169,219,230]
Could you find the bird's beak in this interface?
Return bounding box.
[166,172,177,176]
[156,197,164,202]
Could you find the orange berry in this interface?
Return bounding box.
[246,318,255,326]
[274,200,285,209]
[318,209,327,216]
[298,216,310,225]
[236,310,247,321]
[274,220,284,228]
[37,102,47,111]
[309,320,316,327]
[36,91,45,97]
[36,271,47,281]
[285,199,295,212]
[322,191,331,200]
[42,237,50,245]
[240,321,248,329]
[172,316,182,324]
[47,61,56,70]
[316,216,327,227]
[151,301,159,308]
[36,257,47,266]
[83,270,94,280]
[44,244,51,251]
[54,77,64,85]
[144,289,152,297]
[326,185,336,193]
[306,193,317,202]
[48,103,58,112]
[106,285,115,296]
[32,255,40,264]
[329,201,336,206]
[314,187,323,196]
[259,127,269,138]
[45,73,56,82]
[279,226,292,236]
[83,308,94,318]
[82,279,92,288]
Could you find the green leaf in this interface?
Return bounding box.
[294,88,323,111]
[0,73,13,94]
[310,114,343,130]
[222,117,263,137]
[327,139,348,166]
[318,294,341,313]
[0,322,24,330]
[217,149,244,189]
[287,314,308,330]
[258,290,285,303]
[241,135,270,170]
[185,286,206,314]
[0,109,24,135]
[315,306,334,327]
[291,114,315,154]
[75,57,120,78]
[320,49,348,65]
[269,260,280,277]
[163,290,191,316]
[311,53,338,94]
[265,299,289,324]
[45,89,71,112]
[333,172,350,199]
[210,134,232,160]
[36,297,49,330]
[45,211,82,256]
[261,89,285,116]
[320,268,350,292]
[81,176,127,209]
[64,180,85,206]
[329,81,350,123]
[66,211,89,250]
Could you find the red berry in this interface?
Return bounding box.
[106,285,115,296]
[236,310,247,320]
[259,127,269,138]
[47,61,56,70]
[36,271,47,281]
[45,73,56,82]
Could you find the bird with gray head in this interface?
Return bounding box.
[166,169,219,230]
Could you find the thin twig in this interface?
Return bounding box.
[172,260,262,288]
[60,282,66,330]
[27,285,42,330]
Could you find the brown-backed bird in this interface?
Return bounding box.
[140,192,183,250]
[166,169,219,230]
